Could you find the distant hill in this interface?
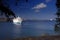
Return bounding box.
[0,18,13,22]
[0,18,55,22]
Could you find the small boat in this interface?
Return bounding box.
[13,16,23,25]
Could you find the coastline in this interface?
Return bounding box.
[0,18,13,22]
[4,35,60,40]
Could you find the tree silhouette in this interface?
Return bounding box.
[55,0,60,31]
[0,5,16,18]
[0,0,28,21]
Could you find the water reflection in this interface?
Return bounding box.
[13,24,22,38]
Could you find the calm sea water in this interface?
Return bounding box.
[0,20,59,39]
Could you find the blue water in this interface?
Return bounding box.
[0,20,59,39]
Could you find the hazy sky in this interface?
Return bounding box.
[9,0,57,20]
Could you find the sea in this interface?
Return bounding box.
[0,20,60,39]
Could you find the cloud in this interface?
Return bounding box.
[32,3,47,12]
[45,0,52,3]
[32,3,47,9]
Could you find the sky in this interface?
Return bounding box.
[9,0,57,20]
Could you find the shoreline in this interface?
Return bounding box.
[0,18,13,22]
[3,35,60,40]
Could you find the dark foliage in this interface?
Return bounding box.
[0,0,28,19]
